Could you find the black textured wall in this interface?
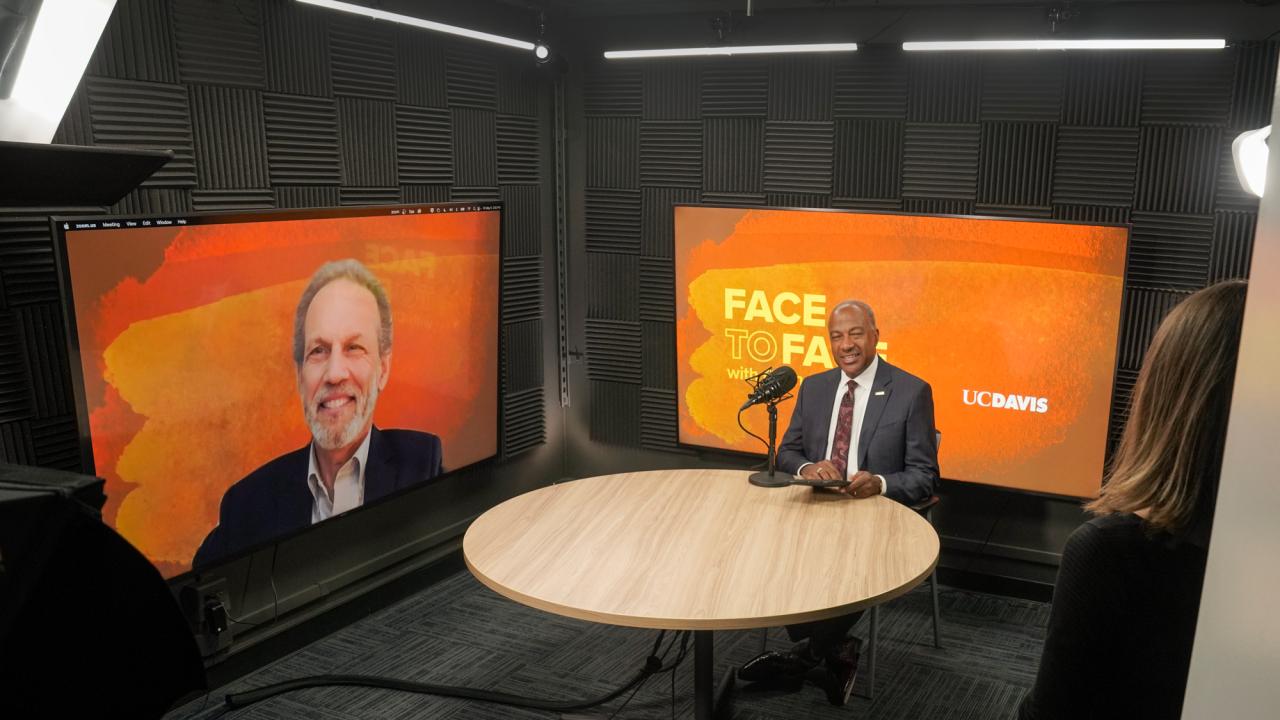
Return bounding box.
[0,0,553,470]
[570,42,1277,582]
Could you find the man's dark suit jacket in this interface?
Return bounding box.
[777,360,939,505]
[193,427,442,568]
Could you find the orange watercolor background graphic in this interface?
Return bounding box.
[65,211,500,577]
[675,207,1128,498]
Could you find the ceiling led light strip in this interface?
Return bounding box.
[297,0,534,51]
[903,39,1225,51]
[604,43,858,60]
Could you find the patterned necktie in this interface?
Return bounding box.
[830,382,856,479]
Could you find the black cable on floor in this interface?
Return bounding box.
[224,629,694,713]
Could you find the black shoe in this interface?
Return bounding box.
[823,637,861,707]
[739,647,819,686]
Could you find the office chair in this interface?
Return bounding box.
[862,429,943,700]
[754,431,944,701]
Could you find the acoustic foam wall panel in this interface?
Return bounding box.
[501,256,543,324]
[1118,288,1187,370]
[500,185,542,257]
[450,186,501,202]
[401,185,450,205]
[497,115,540,184]
[1053,204,1131,225]
[274,186,341,209]
[833,50,908,119]
[396,29,448,109]
[1140,52,1235,126]
[590,380,640,446]
[172,0,266,89]
[503,320,543,392]
[1109,367,1141,450]
[641,321,675,390]
[110,189,192,216]
[902,198,974,215]
[767,193,830,209]
[764,121,834,194]
[1062,55,1142,127]
[584,189,643,254]
[1210,211,1258,283]
[451,107,498,187]
[639,388,678,450]
[980,55,1064,122]
[1215,139,1261,212]
[339,187,401,206]
[263,0,330,97]
[0,212,90,307]
[1052,126,1140,207]
[978,122,1056,208]
[702,61,768,117]
[264,94,343,185]
[638,256,674,323]
[86,78,196,187]
[191,189,275,212]
[768,57,834,121]
[1127,211,1215,290]
[832,197,903,212]
[329,17,398,101]
[0,421,35,464]
[586,252,639,321]
[586,117,639,189]
[702,191,768,206]
[191,86,270,190]
[0,315,27,423]
[1229,42,1280,130]
[503,387,546,457]
[584,65,643,116]
[703,117,764,193]
[15,304,73,420]
[833,119,903,200]
[640,122,703,187]
[643,63,700,120]
[52,91,93,147]
[498,65,540,118]
[1136,125,1221,215]
[340,98,398,187]
[585,319,643,384]
[902,123,981,199]
[446,48,498,110]
[909,55,981,124]
[90,0,178,84]
[395,105,453,185]
[641,187,699,258]
[973,203,1053,219]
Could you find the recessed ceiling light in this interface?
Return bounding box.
[297,0,535,52]
[604,43,858,60]
[903,39,1226,52]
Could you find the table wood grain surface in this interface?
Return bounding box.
[463,468,939,630]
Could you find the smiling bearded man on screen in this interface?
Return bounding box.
[193,259,443,568]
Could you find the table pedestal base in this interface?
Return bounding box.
[693,630,735,720]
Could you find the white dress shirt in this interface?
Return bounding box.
[307,430,372,523]
[798,356,888,494]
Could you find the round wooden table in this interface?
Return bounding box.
[463,468,939,718]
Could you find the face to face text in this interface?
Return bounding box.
[298,278,391,451]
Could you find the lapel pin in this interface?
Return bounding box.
[874,390,885,396]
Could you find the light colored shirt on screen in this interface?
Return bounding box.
[307,429,372,524]
[797,355,888,494]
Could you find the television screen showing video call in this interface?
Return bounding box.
[55,203,500,578]
[674,205,1130,498]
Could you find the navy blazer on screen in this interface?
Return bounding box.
[776,360,939,505]
[192,427,442,568]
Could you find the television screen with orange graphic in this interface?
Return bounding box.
[55,204,500,578]
[675,206,1128,498]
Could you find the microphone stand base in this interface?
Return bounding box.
[748,471,792,488]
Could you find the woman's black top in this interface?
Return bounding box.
[1018,513,1208,720]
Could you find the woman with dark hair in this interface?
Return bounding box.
[1018,279,1249,720]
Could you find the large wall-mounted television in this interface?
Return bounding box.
[54,203,501,578]
[674,205,1129,499]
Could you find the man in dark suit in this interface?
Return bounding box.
[193,260,442,569]
[740,299,939,706]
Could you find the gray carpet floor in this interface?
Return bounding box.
[167,571,1048,719]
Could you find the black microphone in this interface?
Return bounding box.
[739,366,797,411]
